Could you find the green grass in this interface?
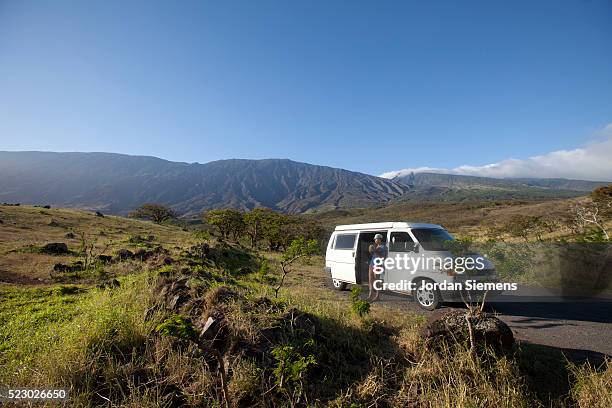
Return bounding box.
[0,285,87,369]
[0,275,160,390]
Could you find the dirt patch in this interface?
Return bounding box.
[0,269,44,285]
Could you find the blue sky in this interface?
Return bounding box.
[0,0,611,178]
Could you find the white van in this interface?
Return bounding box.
[325,222,498,310]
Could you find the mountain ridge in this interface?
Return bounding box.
[0,151,608,216]
[0,151,409,215]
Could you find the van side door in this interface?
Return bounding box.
[328,232,358,284]
[386,230,418,292]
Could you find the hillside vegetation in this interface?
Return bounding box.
[0,205,194,285]
[311,197,603,241]
[0,203,610,407]
[395,172,606,192]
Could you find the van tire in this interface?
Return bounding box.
[332,279,348,291]
[413,278,441,311]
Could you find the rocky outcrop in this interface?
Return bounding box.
[41,242,69,255]
[421,308,514,353]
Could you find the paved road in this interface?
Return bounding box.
[338,283,612,363]
[490,301,612,360]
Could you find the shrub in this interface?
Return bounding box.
[351,300,371,318]
[155,315,198,342]
[272,344,317,401]
[349,286,371,318]
[258,259,270,279]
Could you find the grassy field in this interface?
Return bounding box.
[0,203,610,407]
[0,205,195,284]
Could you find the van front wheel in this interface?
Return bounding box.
[332,279,348,291]
[413,279,441,311]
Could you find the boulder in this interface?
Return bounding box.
[134,246,170,262]
[199,316,219,340]
[115,249,134,261]
[54,263,77,273]
[204,285,237,307]
[157,276,192,311]
[282,308,318,337]
[97,254,113,264]
[133,248,148,260]
[144,246,174,267]
[52,260,84,274]
[97,279,121,289]
[421,308,514,353]
[41,242,69,255]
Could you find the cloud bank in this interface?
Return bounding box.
[380,125,612,182]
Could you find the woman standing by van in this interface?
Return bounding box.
[368,233,387,301]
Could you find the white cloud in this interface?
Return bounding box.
[380,124,612,182]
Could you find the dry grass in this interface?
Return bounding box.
[308,196,612,241]
[0,205,194,285]
[571,360,612,408]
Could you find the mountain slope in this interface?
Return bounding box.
[0,152,409,215]
[395,172,607,191]
[391,172,607,201]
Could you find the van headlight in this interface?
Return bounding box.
[444,269,458,277]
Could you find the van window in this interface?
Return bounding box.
[411,228,454,251]
[389,232,414,252]
[334,234,356,250]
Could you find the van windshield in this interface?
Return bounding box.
[411,228,454,251]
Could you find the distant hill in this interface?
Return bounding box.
[0,152,409,215]
[391,172,607,201]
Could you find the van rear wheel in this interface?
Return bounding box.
[332,279,348,291]
[413,279,441,311]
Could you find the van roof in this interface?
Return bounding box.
[334,222,444,231]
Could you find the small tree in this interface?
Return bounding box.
[568,185,612,241]
[274,237,318,298]
[204,209,233,238]
[228,210,246,241]
[262,212,293,251]
[129,203,177,224]
[205,209,246,240]
[77,231,111,274]
[244,208,274,248]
